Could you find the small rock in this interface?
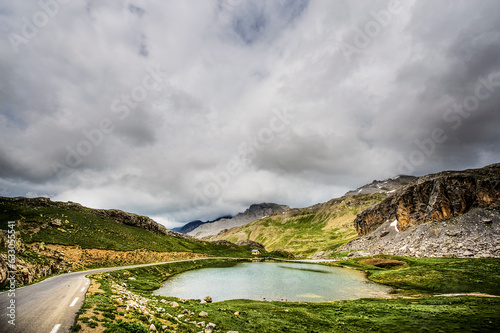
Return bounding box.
[204,296,213,303]
[170,301,179,308]
[51,219,62,226]
[234,311,240,316]
[197,321,205,327]
[149,323,156,331]
[199,311,208,318]
[207,322,216,328]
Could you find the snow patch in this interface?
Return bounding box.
[390,219,399,232]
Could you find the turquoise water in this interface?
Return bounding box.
[154,262,391,302]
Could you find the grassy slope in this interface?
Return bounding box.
[332,256,500,296]
[0,198,249,257]
[75,257,500,333]
[211,193,387,257]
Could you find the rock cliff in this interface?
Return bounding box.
[354,163,500,236]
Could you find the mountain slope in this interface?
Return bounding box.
[186,203,290,238]
[210,193,388,257]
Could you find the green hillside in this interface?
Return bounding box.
[211,193,387,257]
[0,197,247,257]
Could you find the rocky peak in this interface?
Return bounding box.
[345,175,416,196]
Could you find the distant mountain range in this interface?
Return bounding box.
[171,215,232,234]
[177,203,290,238]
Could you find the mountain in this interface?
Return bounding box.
[185,203,290,238]
[341,163,500,257]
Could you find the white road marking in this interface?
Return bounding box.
[80,287,86,292]
[50,324,61,333]
[70,297,79,307]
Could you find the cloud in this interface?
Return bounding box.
[1,0,499,227]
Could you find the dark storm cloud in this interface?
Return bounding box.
[1,0,499,227]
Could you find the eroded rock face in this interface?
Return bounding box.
[354,163,500,236]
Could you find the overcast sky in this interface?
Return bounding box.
[1,0,499,228]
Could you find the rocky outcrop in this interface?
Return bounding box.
[235,240,265,250]
[0,230,62,288]
[354,163,500,236]
[186,203,290,238]
[341,208,500,258]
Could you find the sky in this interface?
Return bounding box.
[1,0,499,228]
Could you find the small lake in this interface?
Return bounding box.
[154,262,391,302]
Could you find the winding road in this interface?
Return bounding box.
[0,259,213,333]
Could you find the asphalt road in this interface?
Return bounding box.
[0,258,213,333]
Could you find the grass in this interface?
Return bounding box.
[331,255,500,296]
[74,257,500,332]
